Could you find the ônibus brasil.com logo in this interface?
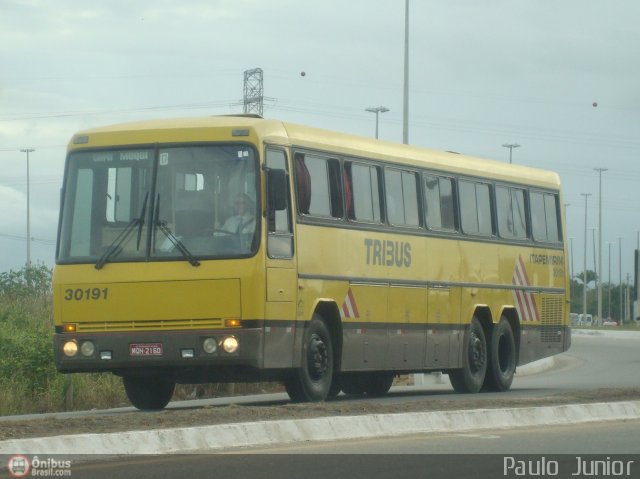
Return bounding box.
[6,455,72,477]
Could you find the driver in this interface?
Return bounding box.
[221,193,255,234]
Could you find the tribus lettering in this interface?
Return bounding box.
[364,238,412,267]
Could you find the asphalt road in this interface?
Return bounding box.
[12,421,638,479]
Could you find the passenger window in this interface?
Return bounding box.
[496,186,527,239]
[459,180,493,236]
[346,162,382,223]
[294,154,343,218]
[424,175,456,231]
[385,168,420,227]
[531,191,561,243]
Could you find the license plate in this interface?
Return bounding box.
[129,343,163,357]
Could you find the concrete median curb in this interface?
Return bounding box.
[2,400,639,455]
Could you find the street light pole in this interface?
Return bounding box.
[502,143,520,164]
[20,148,35,267]
[581,193,592,321]
[402,0,409,145]
[607,241,612,320]
[618,236,623,323]
[365,106,390,139]
[636,230,640,322]
[594,167,607,325]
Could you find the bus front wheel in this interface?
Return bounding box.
[284,315,334,402]
[449,317,487,393]
[123,375,175,411]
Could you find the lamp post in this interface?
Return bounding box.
[402,0,409,144]
[607,241,613,320]
[502,143,520,164]
[594,167,607,325]
[581,193,592,321]
[618,237,623,323]
[20,148,35,267]
[365,106,390,139]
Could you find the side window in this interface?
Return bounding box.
[424,174,456,231]
[531,191,561,243]
[266,148,293,258]
[346,162,382,223]
[459,180,493,236]
[496,186,527,239]
[294,153,343,218]
[385,168,420,227]
[544,193,560,242]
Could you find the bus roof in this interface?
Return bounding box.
[70,115,561,190]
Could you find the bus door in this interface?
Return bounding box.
[263,147,297,368]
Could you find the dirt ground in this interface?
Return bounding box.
[1,387,639,441]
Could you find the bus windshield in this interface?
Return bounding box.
[58,144,259,264]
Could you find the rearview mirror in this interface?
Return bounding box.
[267,169,288,211]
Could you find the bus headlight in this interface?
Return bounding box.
[80,340,96,357]
[63,341,78,357]
[222,336,239,354]
[203,337,217,354]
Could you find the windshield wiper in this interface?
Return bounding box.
[153,195,200,267]
[95,193,149,270]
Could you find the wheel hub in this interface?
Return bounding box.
[468,332,485,374]
[307,334,328,380]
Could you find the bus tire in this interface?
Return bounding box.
[123,375,175,411]
[484,317,516,392]
[284,315,334,402]
[449,317,487,394]
[364,372,394,396]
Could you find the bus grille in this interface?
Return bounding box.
[75,318,224,332]
[541,295,563,343]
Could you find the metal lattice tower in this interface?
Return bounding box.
[243,68,264,116]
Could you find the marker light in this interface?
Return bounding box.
[222,336,239,354]
[63,341,78,357]
[181,349,195,359]
[63,324,77,333]
[224,318,241,328]
[80,340,95,357]
[203,337,217,354]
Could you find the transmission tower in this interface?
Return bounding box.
[243,68,264,116]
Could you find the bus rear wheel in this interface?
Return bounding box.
[484,317,516,392]
[449,317,487,393]
[284,316,334,402]
[123,375,175,411]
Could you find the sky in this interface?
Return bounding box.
[1,0,639,284]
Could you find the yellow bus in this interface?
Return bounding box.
[54,115,570,410]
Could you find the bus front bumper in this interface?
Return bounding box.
[54,328,263,373]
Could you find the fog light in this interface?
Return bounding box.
[80,340,95,357]
[181,349,195,359]
[222,336,239,354]
[100,351,112,360]
[203,337,217,354]
[63,341,78,357]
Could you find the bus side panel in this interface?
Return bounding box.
[341,283,388,371]
[387,284,426,370]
